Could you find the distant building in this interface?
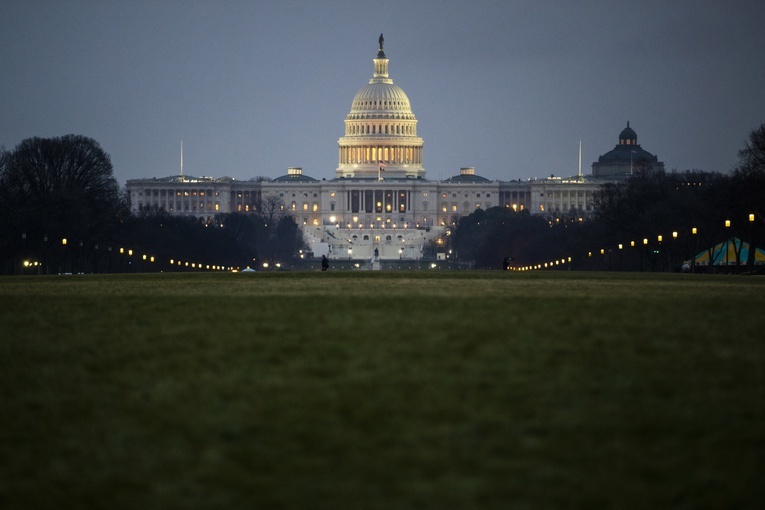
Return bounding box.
[126,38,658,260]
[592,122,665,177]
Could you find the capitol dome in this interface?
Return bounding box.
[336,35,425,179]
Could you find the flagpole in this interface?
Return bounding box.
[180,140,184,181]
[578,140,582,178]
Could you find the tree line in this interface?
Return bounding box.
[0,135,304,274]
[3,126,764,274]
[452,124,765,272]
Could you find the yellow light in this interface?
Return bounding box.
[672,231,678,239]
[142,254,147,260]
[600,249,605,255]
[725,219,731,228]
[692,227,697,235]
[170,259,174,264]
[120,247,124,254]
[150,257,155,263]
[657,235,663,242]
[62,238,67,245]
[643,238,648,245]
[588,251,592,257]
[23,260,30,267]
[618,244,623,250]
[128,250,133,256]
[750,213,755,222]
[630,241,635,247]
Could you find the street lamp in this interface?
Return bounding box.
[691,227,698,273]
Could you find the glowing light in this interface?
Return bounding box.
[725,219,731,228]
[750,213,755,222]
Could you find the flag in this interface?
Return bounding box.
[378,160,386,171]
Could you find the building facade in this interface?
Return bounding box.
[126,38,654,260]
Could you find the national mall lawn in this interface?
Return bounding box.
[1,271,763,509]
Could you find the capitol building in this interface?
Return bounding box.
[126,36,662,261]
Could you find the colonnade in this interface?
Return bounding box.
[338,145,422,165]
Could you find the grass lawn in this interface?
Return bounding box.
[1,271,763,509]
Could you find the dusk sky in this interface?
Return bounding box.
[2,0,764,185]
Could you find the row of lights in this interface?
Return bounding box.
[507,257,573,271]
[507,214,757,272]
[169,259,230,271]
[588,215,757,258]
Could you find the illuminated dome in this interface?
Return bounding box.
[337,35,425,179]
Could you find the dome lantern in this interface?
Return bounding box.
[619,121,638,146]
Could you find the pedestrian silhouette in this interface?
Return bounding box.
[321,255,329,271]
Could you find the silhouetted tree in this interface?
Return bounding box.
[453,207,550,268]
[0,135,122,273]
[733,124,765,270]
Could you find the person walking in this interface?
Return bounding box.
[321,255,329,271]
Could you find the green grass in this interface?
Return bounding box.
[1,271,763,509]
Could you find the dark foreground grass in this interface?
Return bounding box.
[0,271,763,509]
